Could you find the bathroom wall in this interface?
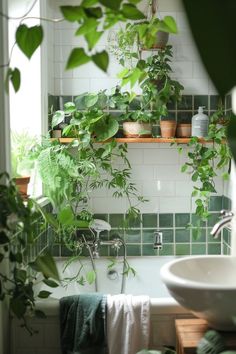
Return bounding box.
[44,0,231,255]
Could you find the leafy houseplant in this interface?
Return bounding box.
[0,173,59,333]
[180,113,231,238]
[11,132,36,199]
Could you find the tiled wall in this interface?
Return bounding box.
[48,196,232,257]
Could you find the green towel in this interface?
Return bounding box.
[60,293,107,354]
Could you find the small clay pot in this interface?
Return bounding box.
[123,122,152,138]
[14,176,30,199]
[51,129,62,138]
[176,123,192,138]
[160,120,177,138]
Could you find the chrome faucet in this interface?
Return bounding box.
[210,210,234,238]
[153,231,163,250]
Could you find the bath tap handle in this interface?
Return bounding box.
[221,210,234,218]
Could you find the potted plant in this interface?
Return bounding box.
[141,45,184,138]
[11,131,36,199]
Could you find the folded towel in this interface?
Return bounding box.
[60,294,107,354]
[106,294,150,354]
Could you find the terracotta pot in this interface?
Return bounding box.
[176,123,192,138]
[153,31,169,48]
[14,176,30,199]
[123,122,152,138]
[51,129,62,138]
[160,120,177,138]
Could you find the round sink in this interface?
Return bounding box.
[160,255,236,331]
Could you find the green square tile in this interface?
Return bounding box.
[175,229,190,243]
[207,229,220,243]
[208,213,221,227]
[194,95,209,110]
[125,230,141,243]
[223,228,230,245]
[61,245,74,257]
[143,229,156,243]
[226,94,231,109]
[191,243,206,255]
[192,228,206,243]
[177,111,192,123]
[109,214,124,228]
[159,244,174,256]
[175,213,190,227]
[209,196,223,211]
[223,244,230,255]
[51,244,60,257]
[126,245,141,256]
[210,95,220,110]
[125,214,141,228]
[191,213,206,227]
[94,214,108,222]
[110,245,125,257]
[175,244,190,256]
[99,246,109,256]
[142,244,158,256]
[177,95,193,110]
[208,243,221,255]
[222,196,232,210]
[162,229,174,243]
[166,100,176,110]
[110,229,124,240]
[159,214,173,228]
[142,214,157,228]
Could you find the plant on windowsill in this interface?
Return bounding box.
[0,172,60,333]
[11,131,37,199]
[179,110,232,238]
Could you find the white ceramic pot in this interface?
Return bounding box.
[123,122,152,138]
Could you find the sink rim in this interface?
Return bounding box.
[160,255,236,290]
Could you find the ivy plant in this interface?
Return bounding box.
[0,173,59,333]
[179,113,231,238]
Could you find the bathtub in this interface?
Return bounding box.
[11,257,192,354]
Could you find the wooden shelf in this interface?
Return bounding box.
[52,137,212,144]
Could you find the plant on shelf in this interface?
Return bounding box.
[52,91,119,142]
[11,131,37,199]
[180,110,232,238]
[0,173,59,333]
[141,45,184,138]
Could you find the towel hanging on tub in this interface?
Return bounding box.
[60,293,107,354]
[106,294,150,354]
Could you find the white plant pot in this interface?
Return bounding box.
[123,122,152,138]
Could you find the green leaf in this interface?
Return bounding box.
[60,6,85,22]
[162,16,178,34]
[85,30,103,50]
[66,48,91,69]
[10,298,26,319]
[227,116,236,162]
[64,102,76,114]
[43,279,59,288]
[181,164,188,173]
[14,269,27,283]
[38,290,52,299]
[6,67,21,93]
[81,0,98,7]
[92,50,109,72]
[75,18,98,36]
[86,270,96,284]
[192,171,199,182]
[182,0,236,97]
[16,24,43,59]
[58,207,74,225]
[84,7,102,18]
[84,93,98,107]
[93,116,119,141]
[52,110,65,128]
[122,4,145,20]
[98,0,122,10]
[32,253,60,281]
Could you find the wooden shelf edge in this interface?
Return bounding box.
[51,137,214,144]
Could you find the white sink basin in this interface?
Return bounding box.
[160,255,236,331]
